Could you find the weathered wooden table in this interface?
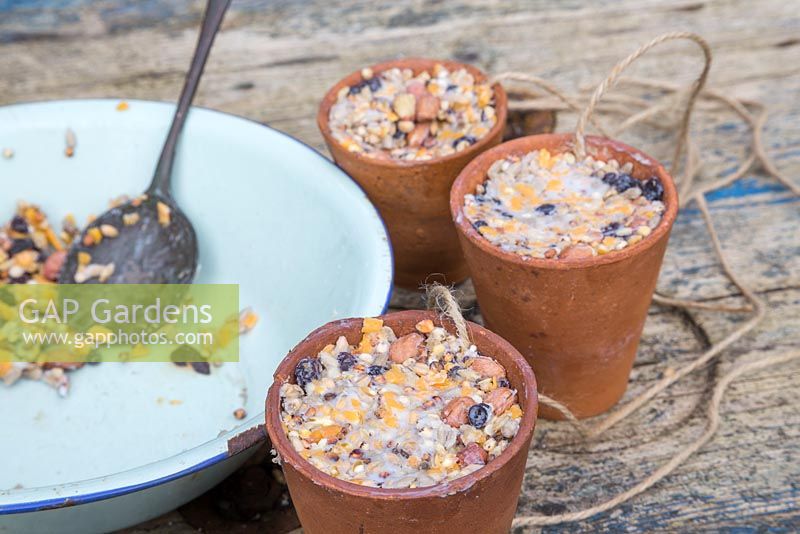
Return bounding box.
[2,0,797,531]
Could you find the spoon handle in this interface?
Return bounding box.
[148,0,232,198]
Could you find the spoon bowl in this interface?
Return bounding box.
[59,195,197,284]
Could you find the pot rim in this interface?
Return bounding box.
[265,310,538,501]
[449,133,679,270]
[317,57,508,169]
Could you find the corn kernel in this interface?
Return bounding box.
[415,319,434,333]
[361,317,383,334]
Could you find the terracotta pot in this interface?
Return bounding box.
[318,59,508,288]
[266,310,538,534]
[450,133,678,420]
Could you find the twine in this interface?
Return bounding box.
[426,283,591,436]
[426,283,471,345]
[574,32,712,169]
[455,31,799,527]
[490,73,611,137]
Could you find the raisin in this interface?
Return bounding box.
[191,361,211,375]
[295,357,321,387]
[603,172,638,193]
[337,351,357,371]
[366,365,388,376]
[452,135,477,148]
[9,238,37,256]
[617,175,639,192]
[392,446,410,459]
[468,403,491,429]
[602,222,622,236]
[535,203,556,215]
[601,172,618,185]
[642,177,664,201]
[348,81,367,95]
[9,272,32,284]
[10,215,29,234]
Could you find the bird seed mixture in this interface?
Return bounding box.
[0,200,258,396]
[278,317,523,489]
[328,64,496,161]
[462,149,666,259]
[0,201,76,285]
[0,201,87,394]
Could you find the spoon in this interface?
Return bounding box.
[59,0,231,284]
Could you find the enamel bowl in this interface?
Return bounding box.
[0,100,393,533]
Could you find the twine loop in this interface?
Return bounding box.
[574,31,712,169]
[426,283,471,346]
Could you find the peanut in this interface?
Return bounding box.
[415,319,435,334]
[469,356,506,378]
[559,244,594,259]
[457,442,488,466]
[42,250,66,280]
[397,120,415,133]
[406,81,426,97]
[441,396,473,427]
[484,387,516,415]
[407,123,429,147]
[415,94,440,122]
[389,333,424,364]
[392,93,416,120]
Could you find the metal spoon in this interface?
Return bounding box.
[59,0,231,284]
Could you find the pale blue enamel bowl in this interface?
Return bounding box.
[0,99,393,533]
